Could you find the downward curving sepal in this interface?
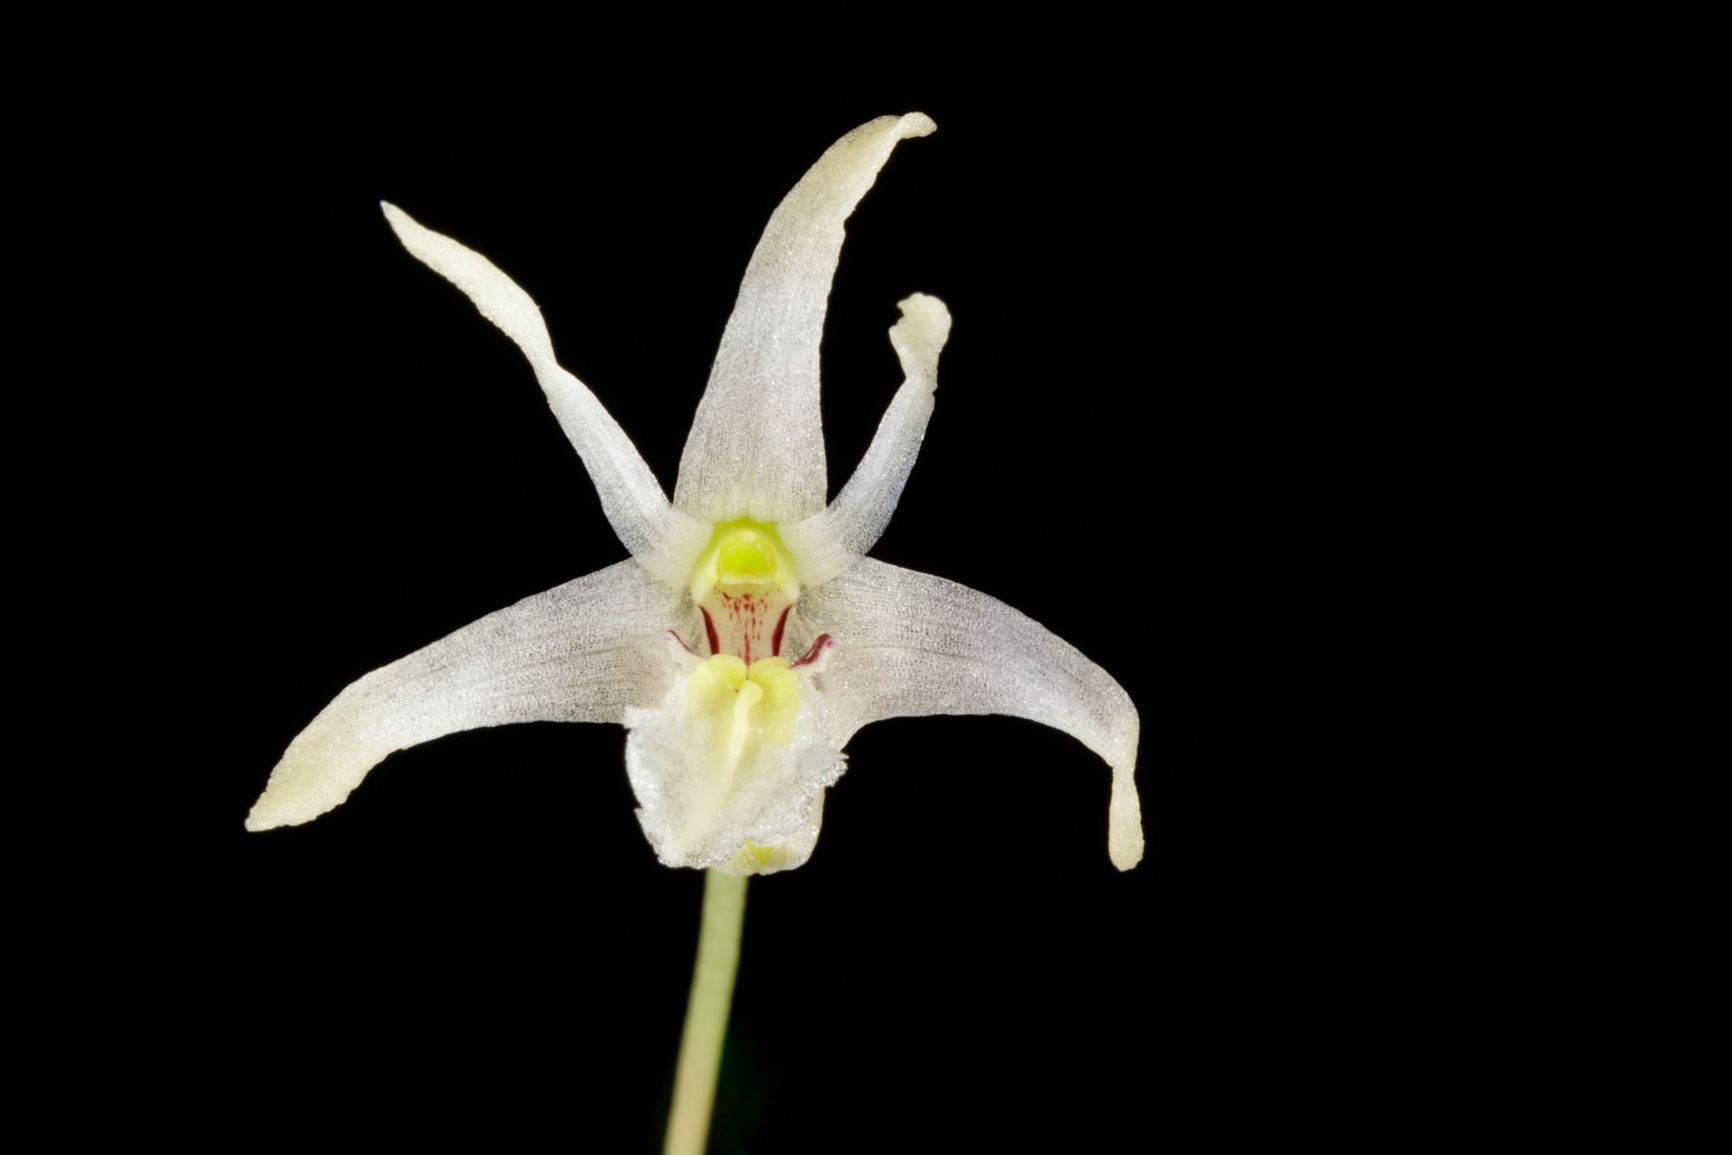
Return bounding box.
[799,558,1145,869]
[674,113,936,526]
[247,561,686,831]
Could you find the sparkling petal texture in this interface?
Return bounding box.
[674,113,936,525]
[625,658,844,875]
[784,293,951,586]
[247,561,687,832]
[799,558,1145,870]
[382,203,709,586]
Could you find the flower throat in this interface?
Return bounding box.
[689,520,802,664]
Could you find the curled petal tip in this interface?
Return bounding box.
[1108,772,1145,871]
[890,293,951,383]
[897,112,937,138]
[895,291,950,326]
[899,290,946,308]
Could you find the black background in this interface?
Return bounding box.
[132,64,1432,1152]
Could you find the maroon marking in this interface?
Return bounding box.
[701,608,719,656]
[665,629,695,656]
[771,606,790,657]
[790,633,834,669]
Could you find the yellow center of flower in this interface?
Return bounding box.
[682,521,810,869]
[689,519,801,665]
[684,654,801,781]
[689,519,800,602]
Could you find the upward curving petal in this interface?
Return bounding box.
[383,204,709,586]
[783,293,951,586]
[247,561,688,832]
[674,113,937,526]
[798,558,1144,870]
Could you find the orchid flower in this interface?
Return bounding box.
[246,112,1144,876]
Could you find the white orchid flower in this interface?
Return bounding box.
[247,112,1144,874]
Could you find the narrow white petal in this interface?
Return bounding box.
[382,203,709,585]
[800,558,1144,870]
[783,293,951,585]
[674,113,937,525]
[247,561,688,832]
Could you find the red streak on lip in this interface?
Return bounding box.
[790,634,833,669]
[771,606,791,657]
[701,608,720,656]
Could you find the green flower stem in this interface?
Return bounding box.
[664,870,749,1155]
